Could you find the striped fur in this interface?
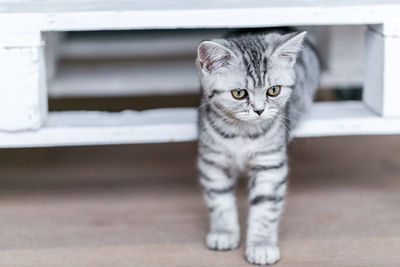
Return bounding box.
[196,29,320,265]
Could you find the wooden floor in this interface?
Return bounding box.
[0,136,400,266]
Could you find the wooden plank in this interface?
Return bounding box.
[1,1,400,31]
[1,102,400,148]
[364,25,384,115]
[50,26,364,98]
[318,25,365,88]
[50,60,360,98]
[58,30,223,60]
[293,101,400,137]
[44,32,61,84]
[320,69,363,89]
[0,108,197,148]
[0,31,48,131]
[51,60,199,97]
[363,23,400,117]
[0,31,42,46]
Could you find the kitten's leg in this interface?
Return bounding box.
[245,153,288,265]
[198,153,239,251]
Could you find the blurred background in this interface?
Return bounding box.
[47,26,364,112]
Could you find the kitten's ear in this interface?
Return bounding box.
[197,41,236,72]
[273,31,307,66]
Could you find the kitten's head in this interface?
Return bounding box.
[196,31,306,124]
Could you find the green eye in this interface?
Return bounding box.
[231,89,248,100]
[267,85,281,97]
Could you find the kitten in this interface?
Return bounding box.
[195,30,320,265]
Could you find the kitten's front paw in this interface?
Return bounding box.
[245,245,280,265]
[206,231,239,251]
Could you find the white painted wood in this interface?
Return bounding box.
[320,69,363,89]
[58,30,223,60]
[51,58,364,98]
[318,25,365,89]
[0,31,42,46]
[43,32,61,84]
[1,1,400,31]
[1,102,400,148]
[51,59,199,97]
[293,101,400,137]
[0,0,399,146]
[364,25,384,115]
[0,108,197,148]
[0,31,48,131]
[49,26,364,97]
[363,23,400,117]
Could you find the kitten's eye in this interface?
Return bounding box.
[267,85,281,97]
[231,89,248,100]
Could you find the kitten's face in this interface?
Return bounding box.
[197,32,306,124]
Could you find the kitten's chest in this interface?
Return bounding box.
[226,140,253,170]
[225,135,282,171]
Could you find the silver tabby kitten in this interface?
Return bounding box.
[196,30,320,265]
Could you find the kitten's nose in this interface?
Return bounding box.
[254,109,264,116]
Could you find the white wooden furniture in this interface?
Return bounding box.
[50,26,365,98]
[1,0,400,148]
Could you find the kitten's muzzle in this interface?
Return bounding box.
[254,109,264,116]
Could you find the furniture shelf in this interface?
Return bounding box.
[2,101,400,148]
[51,59,363,98]
[1,0,400,141]
[1,1,400,31]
